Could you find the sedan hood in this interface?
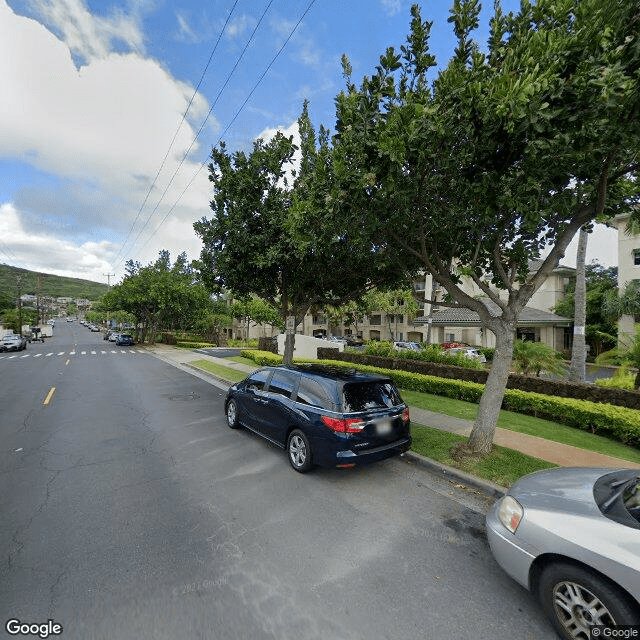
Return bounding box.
[507,467,631,521]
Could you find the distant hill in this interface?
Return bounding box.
[0,264,110,304]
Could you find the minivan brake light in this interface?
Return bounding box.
[321,416,366,433]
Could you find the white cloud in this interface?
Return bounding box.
[0,0,216,281]
[25,0,146,63]
[380,0,403,17]
[226,14,254,39]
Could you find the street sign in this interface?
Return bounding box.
[286,316,296,335]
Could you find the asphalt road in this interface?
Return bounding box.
[0,322,557,639]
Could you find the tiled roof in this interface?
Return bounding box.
[414,301,571,327]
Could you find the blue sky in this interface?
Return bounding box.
[0,0,618,284]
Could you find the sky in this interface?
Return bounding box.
[0,0,619,287]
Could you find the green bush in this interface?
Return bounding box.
[176,341,216,349]
[361,340,484,370]
[239,351,640,448]
[228,338,259,347]
[240,350,283,366]
[595,364,635,390]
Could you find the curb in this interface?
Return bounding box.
[403,451,507,500]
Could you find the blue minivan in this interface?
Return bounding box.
[225,364,411,472]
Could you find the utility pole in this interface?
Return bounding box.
[103,273,115,327]
[16,275,22,336]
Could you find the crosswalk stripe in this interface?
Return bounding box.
[34,354,42,358]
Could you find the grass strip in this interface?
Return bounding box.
[227,356,260,367]
[189,359,247,383]
[402,389,640,465]
[410,424,557,488]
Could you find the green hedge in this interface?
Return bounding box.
[240,350,640,447]
[177,341,216,349]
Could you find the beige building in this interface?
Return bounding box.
[230,262,574,350]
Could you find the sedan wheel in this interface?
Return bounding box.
[287,429,312,473]
[539,563,640,640]
[226,399,240,429]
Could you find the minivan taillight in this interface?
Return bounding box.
[402,408,410,422]
[321,416,366,433]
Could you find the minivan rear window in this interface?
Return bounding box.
[342,381,402,413]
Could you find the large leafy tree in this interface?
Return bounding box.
[314,1,640,456]
[195,102,408,364]
[103,250,212,343]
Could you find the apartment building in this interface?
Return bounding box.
[230,261,574,350]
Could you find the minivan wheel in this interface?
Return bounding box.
[538,562,640,640]
[226,399,240,429]
[287,429,312,473]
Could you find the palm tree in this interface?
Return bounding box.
[568,226,589,381]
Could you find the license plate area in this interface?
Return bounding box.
[375,419,392,435]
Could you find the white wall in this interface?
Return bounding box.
[276,333,343,360]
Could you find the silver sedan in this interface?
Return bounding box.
[486,467,640,640]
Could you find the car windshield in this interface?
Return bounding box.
[596,471,640,527]
[624,477,640,524]
[343,381,402,413]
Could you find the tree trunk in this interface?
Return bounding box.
[568,226,588,382]
[283,331,296,365]
[467,325,515,456]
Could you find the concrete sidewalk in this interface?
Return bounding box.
[144,344,639,471]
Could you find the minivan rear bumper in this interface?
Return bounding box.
[315,435,412,468]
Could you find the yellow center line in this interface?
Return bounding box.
[43,387,56,406]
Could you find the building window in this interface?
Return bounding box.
[634,249,640,266]
[369,315,382,325]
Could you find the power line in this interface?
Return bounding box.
[115,0,277,269]
[133,0,318,259]
[110,0,240,269]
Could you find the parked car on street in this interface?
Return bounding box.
[225,365,411,473]
[1,335,27,352]
[108,333,119,342]
[115,334,135,346]
[486,467,640,640]
[344,334,364,347]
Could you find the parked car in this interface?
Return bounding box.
[326,336,347,345]
[108,333,119,342]
[486,467,640,640]
[115,334,135,346]
[225,365,411,473]
[394,341,421,351]
[1,335,27,352]
[446,346,486,363]
[344,334,364,347]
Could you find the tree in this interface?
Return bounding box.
[512,339,566,378]
[195,102,408,364]
[568,227,589,381]
[102,250,211,343]
[317,1,640,456]
[362,288,419,340]
[229,297,282,340]
[554,261,618,357]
